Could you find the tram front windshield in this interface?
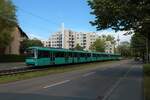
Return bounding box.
[26,49,35,58]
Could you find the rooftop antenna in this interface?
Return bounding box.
[61,22,64,33]
[116,33,120,53]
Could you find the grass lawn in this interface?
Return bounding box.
[143,64,150,100]
[0,61,117,84]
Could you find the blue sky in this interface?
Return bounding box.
[12,0,131,41]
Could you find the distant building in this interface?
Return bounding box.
[85,32,98,50]
[105,41,114,53]
[63,29,76,49]
[43,31,98,50]
[42,39,51,47]
[75,32,98,50]
[42,24,99,50]
[5,26,28,55]
[51,32,62,48]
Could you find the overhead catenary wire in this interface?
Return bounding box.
[0,6,62,30]
[0,14,53,33]
[17,7,59,26]
[0,7,64,40]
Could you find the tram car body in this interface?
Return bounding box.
[25,47,121,66]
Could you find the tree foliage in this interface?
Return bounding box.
[20,39,43,54]
[131,33,147,59]
[104,35,116,44]
[90,38,105,52]
[88,0,150,38]
[118,41,131,57]
[0,0,17,53]
[74,44,84,51]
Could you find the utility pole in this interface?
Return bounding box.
[117,33,120,53]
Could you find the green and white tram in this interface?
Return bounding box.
[26,47,121,66]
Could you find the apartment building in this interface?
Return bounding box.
[42,39,51,47]
[63,29,76,49]
[43,30,99,50]
[75,32,86,48]
[85,32,99,50]
[49,32,62,48]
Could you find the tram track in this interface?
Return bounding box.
[0,67,50,76]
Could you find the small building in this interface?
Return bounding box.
[5,26,28,55]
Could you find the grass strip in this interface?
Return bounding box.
[0,61,117,84]
[143,64,150,100]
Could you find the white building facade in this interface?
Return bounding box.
[43,29,99,51]
[105,41,115,53]
[63,29,76,49]
[42,24,103,51]
[43,31,115,53]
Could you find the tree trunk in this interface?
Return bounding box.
[146,33,149,63]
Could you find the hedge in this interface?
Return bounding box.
[0,55,26,62]
[143,64,150,100]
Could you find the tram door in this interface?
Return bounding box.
[65,52,69,64]
[77,53,80,62]
[50,52,55,64]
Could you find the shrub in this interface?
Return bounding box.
[0,54,26,62]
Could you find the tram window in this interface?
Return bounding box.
[74,53,78,57]
[96,54,99,57]
[69,52,72,57]
[86,54,88,57]
[80,53,83,57]
[55,52,64,57]
[85,53,87,57]
[93,54,96,57]
[99,54,102,57]
[26,49,34,57]
[80,53,85,57]
[88,53,91,57]
[102,54,106,57]
[38,50,50,58]
[77,53,80,57]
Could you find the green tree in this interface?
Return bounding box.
[90,38,105,52]
[106,35,116,44]
[118,41,131,57]
[88,0,150,38]
[74,44,84,51]
[131,33,147,60]
[88,0,150,61]
[0,0,17,53]
[20,39,43,54]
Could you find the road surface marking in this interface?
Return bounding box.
[82,72,96,77]
[43,80,70,89]
[102,66,133,100]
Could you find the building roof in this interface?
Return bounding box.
[17,26,28,38]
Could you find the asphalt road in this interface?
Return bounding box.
[0,60,143,100]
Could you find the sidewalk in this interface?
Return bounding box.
[0,62,27,70]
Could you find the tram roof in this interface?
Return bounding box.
[28,46,120,56]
